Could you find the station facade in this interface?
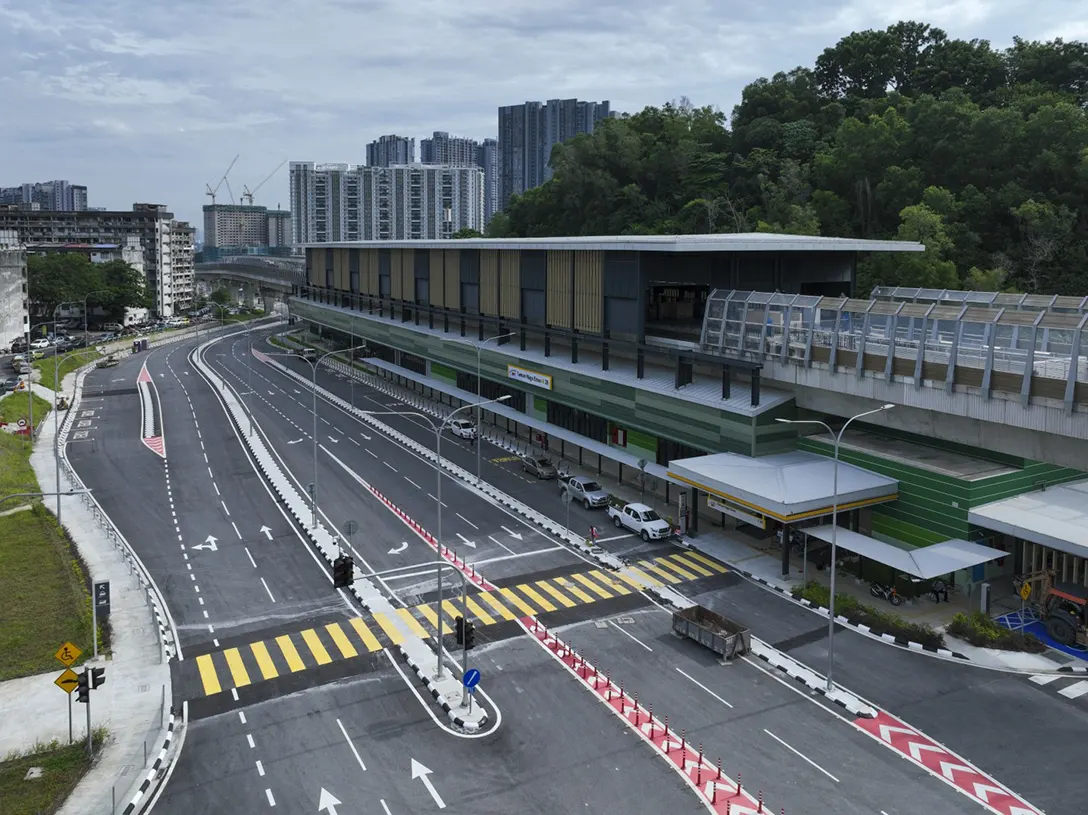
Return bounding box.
[290,235,1088,602]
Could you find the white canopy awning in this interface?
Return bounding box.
[968,480,1088,559]
[806,526,1007,579]
[667,451,898,522]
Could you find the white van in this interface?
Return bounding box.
[102,322,124,333]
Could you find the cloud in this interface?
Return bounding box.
[0,0,1073,227]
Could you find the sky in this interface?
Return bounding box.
[1,0,1084,229]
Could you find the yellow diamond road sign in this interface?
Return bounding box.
[1020,582,1032,602]
[55,641,82,667]
[55,668,79,694]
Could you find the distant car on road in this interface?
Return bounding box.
[30,338,50,350]
[448,418,476,440]
[522,454,558,479]
[559,475,610,510]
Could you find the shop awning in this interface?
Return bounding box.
[666,451,898,523]
[968,480,1088,559]
[805,527,1007,579]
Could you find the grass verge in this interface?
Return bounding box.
[0,729,109,814]
[0,398,47,500]
[34,350,102,391]
[0,503,106,680]
[791,580,946,650]
[947,611,1047,652]
[0,391,52,426]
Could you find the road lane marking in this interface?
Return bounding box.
[245,547,257,568]
[572,573,613,599]
[590,569,631,595]
[456,513,478,530]
[764,729,840,783]
[256,760,265,776]
[383,461,398,472]
[265,788,275,806]
[552,577,595,604]
[426,493,448,507]
[275,635,306,672]
[224,648,251,687]
[682,550,730,573]
[250,642,279,680]
[479,591,517,621]
[232,521,242,539]
[301,628,332,664]
[196,654,221,695]
[594,533,633,543]
[404,476,421,490]
[675,667,733,708]
[498,587,537,617]
[609,620,653,652]
[536,580,577,608]
[260,577,276,603]
[668,553,714,577]
[515,584,556,613]
[396,608,431,639]
[620,566,662,588]
[638,562,682,584]
[651,558,698,581]
[487,535,516,555]
[349,617,383,652]
[337,717,367,771]
[463,597,496,626]
[371,612,405,645]
[1058,680,1088,698]
[326,623,359,658]
[366,448,378,458]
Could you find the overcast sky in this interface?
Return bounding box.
[1,0,1083,228]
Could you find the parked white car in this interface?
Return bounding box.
[448,419,476,439]
[607,502,672,541]
[29,338,50,350]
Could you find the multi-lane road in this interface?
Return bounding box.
[65,324,1088,815]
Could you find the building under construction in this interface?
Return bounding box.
[0,229,28,346]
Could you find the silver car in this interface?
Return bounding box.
[562,475,610,509]
[522,455,558,479]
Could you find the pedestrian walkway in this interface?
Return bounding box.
[190,551,728,697]
[0,366,173,815]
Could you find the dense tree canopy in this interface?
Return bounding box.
[494,22,1088,295]
[28,253,149,325]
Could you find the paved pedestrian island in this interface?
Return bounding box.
[187,550,726,699]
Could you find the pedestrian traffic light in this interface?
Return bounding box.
[454,615,464,645]
[332,555,354,588]
[77,669,90,703]
[91,667,106,689]
[464,621,476,650]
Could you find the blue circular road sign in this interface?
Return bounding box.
[463,668,481,690]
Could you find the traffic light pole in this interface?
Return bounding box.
[85,677,92,756]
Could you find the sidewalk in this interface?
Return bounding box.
[0,369,172,814]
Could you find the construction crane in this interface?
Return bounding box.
[204,154,240,205]
[241,159,288,206]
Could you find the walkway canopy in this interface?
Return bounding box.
[666,451,898,524]
[968,480,1088,559]
[805,527,1007,579]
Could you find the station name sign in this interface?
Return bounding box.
[707,495,766,530]
[507,365,553,390]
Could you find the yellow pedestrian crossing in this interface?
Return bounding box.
[189,550,727,698]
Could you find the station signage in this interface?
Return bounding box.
[507,365,553,391]
[707,495,766,529]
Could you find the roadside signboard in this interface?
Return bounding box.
[55,641,82,667]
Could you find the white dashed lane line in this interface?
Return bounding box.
[404,476,421,490]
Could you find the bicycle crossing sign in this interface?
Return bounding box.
[55,641,82,667]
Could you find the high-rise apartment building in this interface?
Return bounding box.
[366,135,416,167]
[0,180,89,211]
[289,162,484,243]
[202,204,293,257]
[0,229,27,346]
[498,98,612,207]
[476,139,501,226]
[0,204,194,317]
[421,132,478,166]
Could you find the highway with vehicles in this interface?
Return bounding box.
[61,322,1087,815]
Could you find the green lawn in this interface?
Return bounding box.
[0,732,106,814]
[0,391,51,426]
[34,349,102,392]
[0,505,99,680]
[0,396,48,499]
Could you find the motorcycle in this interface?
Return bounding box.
[869,582,903,606]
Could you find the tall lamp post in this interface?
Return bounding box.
[776,403,894,691]
[82,289,112,345]
[53,348,103,523]
[444,332,514,481]
[365,395,511,679]
[265,348,346,529]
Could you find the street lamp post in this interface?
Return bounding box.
[444,333,514,481]
[364,395,511,680]
[265,348,345,529]
[53,348,103,523]
[81,289,112,345]
[776,403,894,691]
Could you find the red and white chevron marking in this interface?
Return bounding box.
[142,436,165,457]
[136,364,152,384]
[854,712,1041,815]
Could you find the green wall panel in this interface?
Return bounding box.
[430,361,457,382]
[871,512,948,548]
[968,463,1086,507]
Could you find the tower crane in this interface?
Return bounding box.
[204,154,240,205]
[242,159,288,206]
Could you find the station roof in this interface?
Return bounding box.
[805,527,1007,579]
[305,234,925,254]
[968,480,1088,559]
[666,451,899,522]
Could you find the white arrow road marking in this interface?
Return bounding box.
[500,525,523,540]
[411,759,445,809]
[294,389,301,394]
[317,787,341,815]
[877,724,917,742]
[191,535,218,552]
[327,436,339,443]
[973,783,1009,803]
[287,438,303,444]
[260,525,273,540]
[455,532,477,549]
[359,431,371,440]
[907,741,944,762]
[939,761,976,782]
[389,541,408,555]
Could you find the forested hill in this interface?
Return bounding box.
[490,22,1088,296]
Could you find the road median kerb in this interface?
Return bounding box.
[192,334,487,733]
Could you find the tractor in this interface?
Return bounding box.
[1014,569,1088,647]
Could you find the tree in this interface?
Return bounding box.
[209,287,231,306]
[450,228,483,239]
[856,203,960,292]
[27,253,147,324]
